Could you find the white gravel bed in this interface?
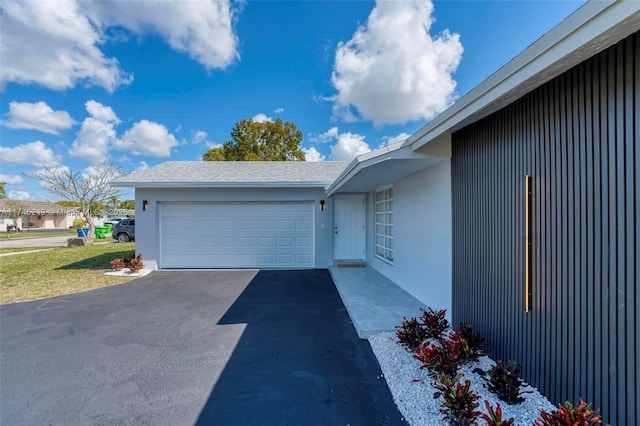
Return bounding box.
[368,331,556,425]
[104,268,152,277]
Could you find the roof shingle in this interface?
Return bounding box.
[110,161,351,188]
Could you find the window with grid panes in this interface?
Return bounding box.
[374,187,393,263]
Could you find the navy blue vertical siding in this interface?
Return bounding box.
[451,31,638,425]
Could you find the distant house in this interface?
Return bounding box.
[0,200,77,231]
[112,1,638,424]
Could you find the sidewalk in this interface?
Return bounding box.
[328,265,427,338]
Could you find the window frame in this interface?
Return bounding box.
[374,186,394,264]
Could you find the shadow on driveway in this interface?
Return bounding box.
[196,269,404,425]
[0,269,404,425]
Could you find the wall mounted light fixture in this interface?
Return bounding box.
[143,200,148,211]
[319,200,325,211]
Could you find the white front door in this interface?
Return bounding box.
[333,194,365,260]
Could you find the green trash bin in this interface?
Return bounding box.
[104,223,113,233]
[95,226,107,239]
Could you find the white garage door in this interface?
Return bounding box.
[159,202,314,268]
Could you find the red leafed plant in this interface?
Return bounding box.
[480,400,515,426]
[396,317,428,351]
[110,254,144,272]
[110,257,126,271]
[433,375,481,426]
[127,253,144,272]
[414,338,462,380]
[535,399,602,425]
[454,323,484,361]
[420,307,449,339]
[485,360,524,404]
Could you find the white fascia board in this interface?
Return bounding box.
[326,143,425,196]
[409,0,640,150]
[109,181,332,189]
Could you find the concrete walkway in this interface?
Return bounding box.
[329,265,427,338]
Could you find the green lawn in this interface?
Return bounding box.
[0,242,137,304]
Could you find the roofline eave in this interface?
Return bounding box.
[408,1,640,151]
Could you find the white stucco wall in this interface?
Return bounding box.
[134,187,334,270]
[366,159,453,315]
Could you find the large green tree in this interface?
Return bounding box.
[203,118,306,161]
[0,182,6,199]
[119,199,135,210]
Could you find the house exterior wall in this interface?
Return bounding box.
[0,217,22,232]
[366,160,453,315]
[135,187,333,270]
[451,31,638,425]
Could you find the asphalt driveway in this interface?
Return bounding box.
[0,270,405,425]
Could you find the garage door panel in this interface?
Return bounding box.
[258,237,274,247]
[276,254,293,264]
[296,254,312,264]
[160,202,314,268]
[295,237,312,247]
[277,237,293,247]
[295,220,312,230]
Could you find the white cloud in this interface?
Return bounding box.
[116,120,178,157]
[69,101,120,162]
[251,113,273,123]
[191,130,209,144]
[31,165,71,181]
[380,132,411,147]
[274,107,284,113]
[85,100,119,123]
[309,126,339,144]
[303,147,325,162]
[206,142,223,149]
[329,132,371,161]
[7,190,34,200]
[0,174,24,185]
[81,165,101,180]
[136,161,149,171]
[0,0,132,92]
[0,141,59,166]
[330,0,463,125]
[86,0,239,70]
[2,101,75,134]
[1,0,238,92]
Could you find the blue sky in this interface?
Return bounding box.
[1,0,585,201]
